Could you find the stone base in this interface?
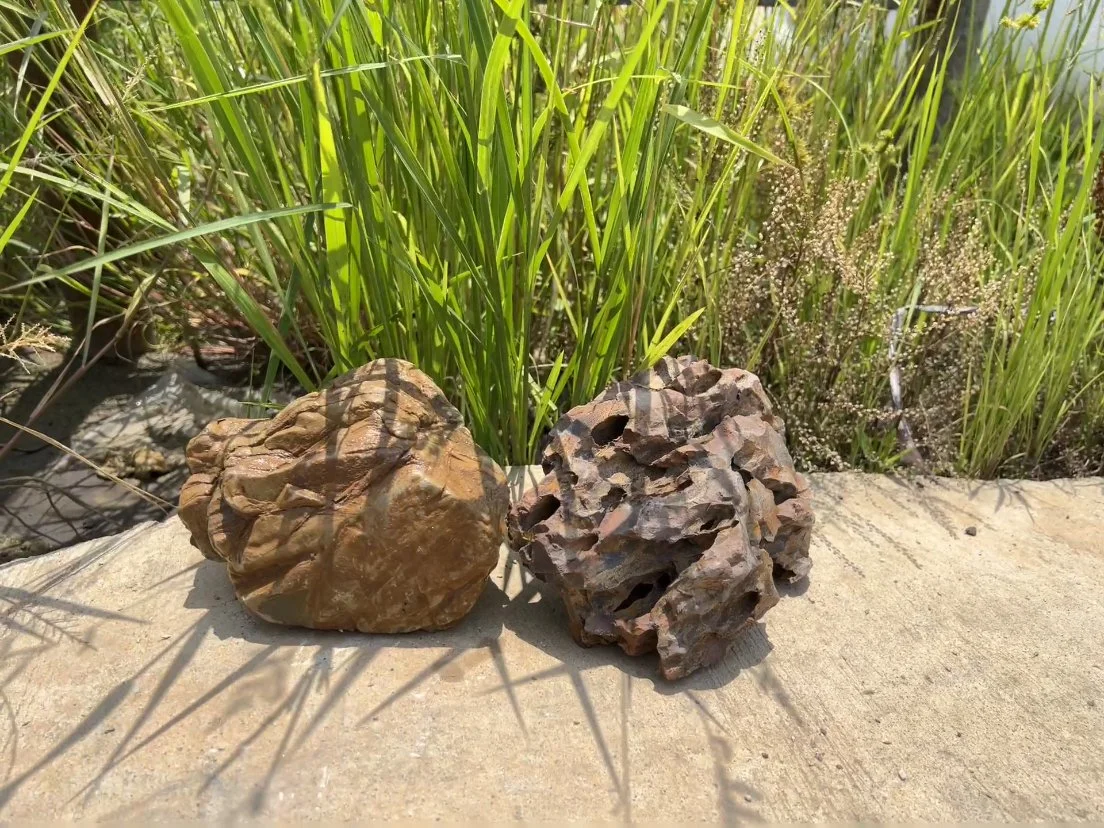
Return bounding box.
[0,470,1102,820]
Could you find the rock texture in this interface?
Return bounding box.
[179,359,509,633]
[509,356,813,680]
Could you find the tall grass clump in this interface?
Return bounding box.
[0,0,179,351]
[137,0,800,463]
[2,0,1103,476]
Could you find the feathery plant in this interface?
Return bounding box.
[709,0,1104,476]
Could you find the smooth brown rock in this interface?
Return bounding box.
[509,355,813,679]
[179,359,508,633]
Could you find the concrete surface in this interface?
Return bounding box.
[1,469,1103,821]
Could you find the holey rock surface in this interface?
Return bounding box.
[509,356,814,679]
[179,359,509,633]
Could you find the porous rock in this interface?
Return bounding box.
[509,356,813,680]
[179,359,509,633]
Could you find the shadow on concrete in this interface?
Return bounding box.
[0,362,511,818]
[4,461,1102,819]
[482,550,777,820]
[0,533,778,821]
[0,358,796,820]
[60,559,522,819]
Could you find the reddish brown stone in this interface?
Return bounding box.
[509,356,813,680]
[179,359,508,633]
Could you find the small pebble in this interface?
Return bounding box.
[956,731,962,737]
[1088,700,1096,709]
[744,794,753,803]
[103,727,115,734]
[815,752,824,762]
[898,770,908,781]
[882,739,892,745]
[761,752,769,759]
[819,726,828,736]
[835,763,843,770]
[874,717,882,724]
[964,526,977,537]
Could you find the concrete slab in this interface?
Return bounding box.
[0,470,1102,821]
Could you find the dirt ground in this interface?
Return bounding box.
[0,354,178,560]
[0,352,262,561]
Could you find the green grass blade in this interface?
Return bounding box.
[3,203,347,290]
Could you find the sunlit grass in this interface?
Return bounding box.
[1,0,1102,476]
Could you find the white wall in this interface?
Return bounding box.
[985,0,1104,92]
[748,0,1103,96]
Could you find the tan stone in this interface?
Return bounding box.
[179,359,508,632]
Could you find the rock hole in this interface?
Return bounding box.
[540,450,561,475]
[690,533,717,551]
[556,467,579,487]
[679,369,721,395]
[591,414,629,446]
[614,581,655,613]
[600,486,626,509]
[521,494,560,531]
[698,504,736,534]
[673,546,707,571]
[773,487,793,505]
[732,591,760,621]
[565,532,599,551]
[699,409,725,436]
[612,569,676,614]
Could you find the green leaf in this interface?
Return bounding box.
[141,55,460,113]
[312,61,354,367]
[0,188,37,257]
[0,30,65,59]
[476,0,524,189]
[662,104,789,167]
[643,308,704,367]
[2,203,347,291]
[0,0,101,201]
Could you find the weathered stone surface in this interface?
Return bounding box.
[509,355,813,679]
[179,359,509,633]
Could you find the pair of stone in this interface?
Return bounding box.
[179,356,813,680]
